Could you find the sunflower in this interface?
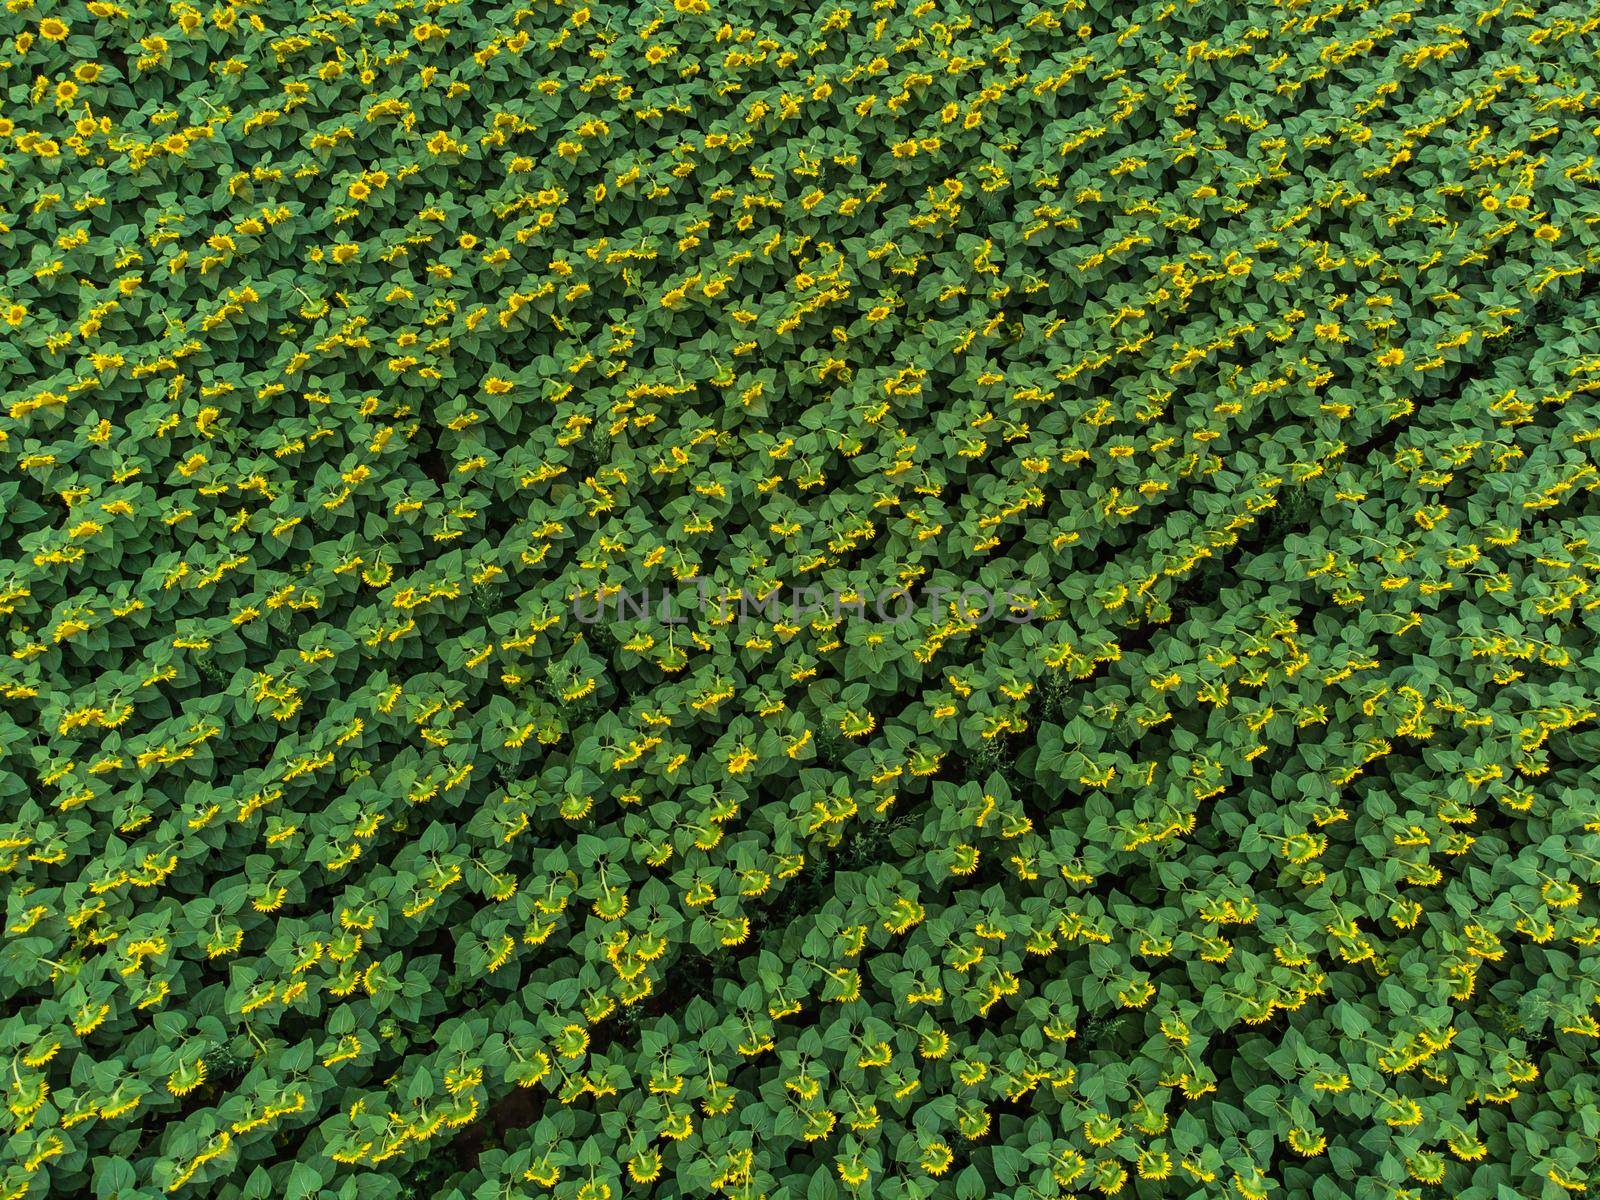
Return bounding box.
[627,1150,662,1184]
[902,1135,947,1175]
[167,1058,208,1097]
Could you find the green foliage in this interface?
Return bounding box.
[4,0,1600,1198]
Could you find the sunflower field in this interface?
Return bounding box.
[5,0,1600,1197]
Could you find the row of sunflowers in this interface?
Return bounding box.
[4,0,1600,1197]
